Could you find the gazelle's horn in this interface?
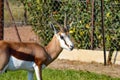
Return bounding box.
[64,13,67,29]
[50,13,63,31]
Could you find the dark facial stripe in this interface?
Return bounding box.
[60,35,69,47]
[63,39,69,47]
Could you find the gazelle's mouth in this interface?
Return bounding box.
[70,46,74,50]
[69,45,74,51]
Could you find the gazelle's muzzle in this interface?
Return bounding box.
[69,45,74,50]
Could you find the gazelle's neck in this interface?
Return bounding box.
[45,35,63,65]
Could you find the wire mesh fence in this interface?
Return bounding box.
[3,0,120,51]
[4,0,27,27]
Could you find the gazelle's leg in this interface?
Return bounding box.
[0,64,8,74]
[28,71,34,80]
[34,64,42,80]
[0,51,10,71]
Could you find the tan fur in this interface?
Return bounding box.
[0,34,63,70]
[0,41,47,70]
[0,29,73,80]
[0,34,63,80]
[45,35,63,65]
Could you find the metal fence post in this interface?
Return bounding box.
[0,0,4,40]
[91,0,95,50]
[6,0,22,42]
[101,0,106,66]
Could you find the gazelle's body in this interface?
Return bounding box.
[0,14,74,80]
[0,41,48,80]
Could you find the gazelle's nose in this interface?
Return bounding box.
[69,45,74,50]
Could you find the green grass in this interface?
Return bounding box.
[0,68,120,80]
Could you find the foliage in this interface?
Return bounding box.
[4,0,24,26]
[0,69,120,80]
[21,0,53,45]
[21,0,120,49]
[94,0,120,50]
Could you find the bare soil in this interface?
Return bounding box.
[4,26,120,78]
[48,59,120,78]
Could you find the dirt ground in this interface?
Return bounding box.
[48,59,120,78]
[4,26,120,78]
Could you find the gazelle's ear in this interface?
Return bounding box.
[50,23,57,34]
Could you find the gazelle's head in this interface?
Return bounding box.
[50,13,74,51]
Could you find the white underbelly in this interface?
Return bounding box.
[7,56,35,71]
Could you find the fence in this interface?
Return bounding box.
[4,0,27,27]
[2,0,120,64]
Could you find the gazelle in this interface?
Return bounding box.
[0,14,74,80]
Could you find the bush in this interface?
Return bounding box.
[22,0,120,49]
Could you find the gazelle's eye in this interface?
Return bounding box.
[60,35,64,39]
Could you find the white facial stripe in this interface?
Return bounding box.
[60,34,69,47]
[57,33,74,50]
[61,33,72,45]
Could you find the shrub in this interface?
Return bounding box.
[22,0,120,49]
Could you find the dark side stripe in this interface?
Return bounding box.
[9,48,35,61]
